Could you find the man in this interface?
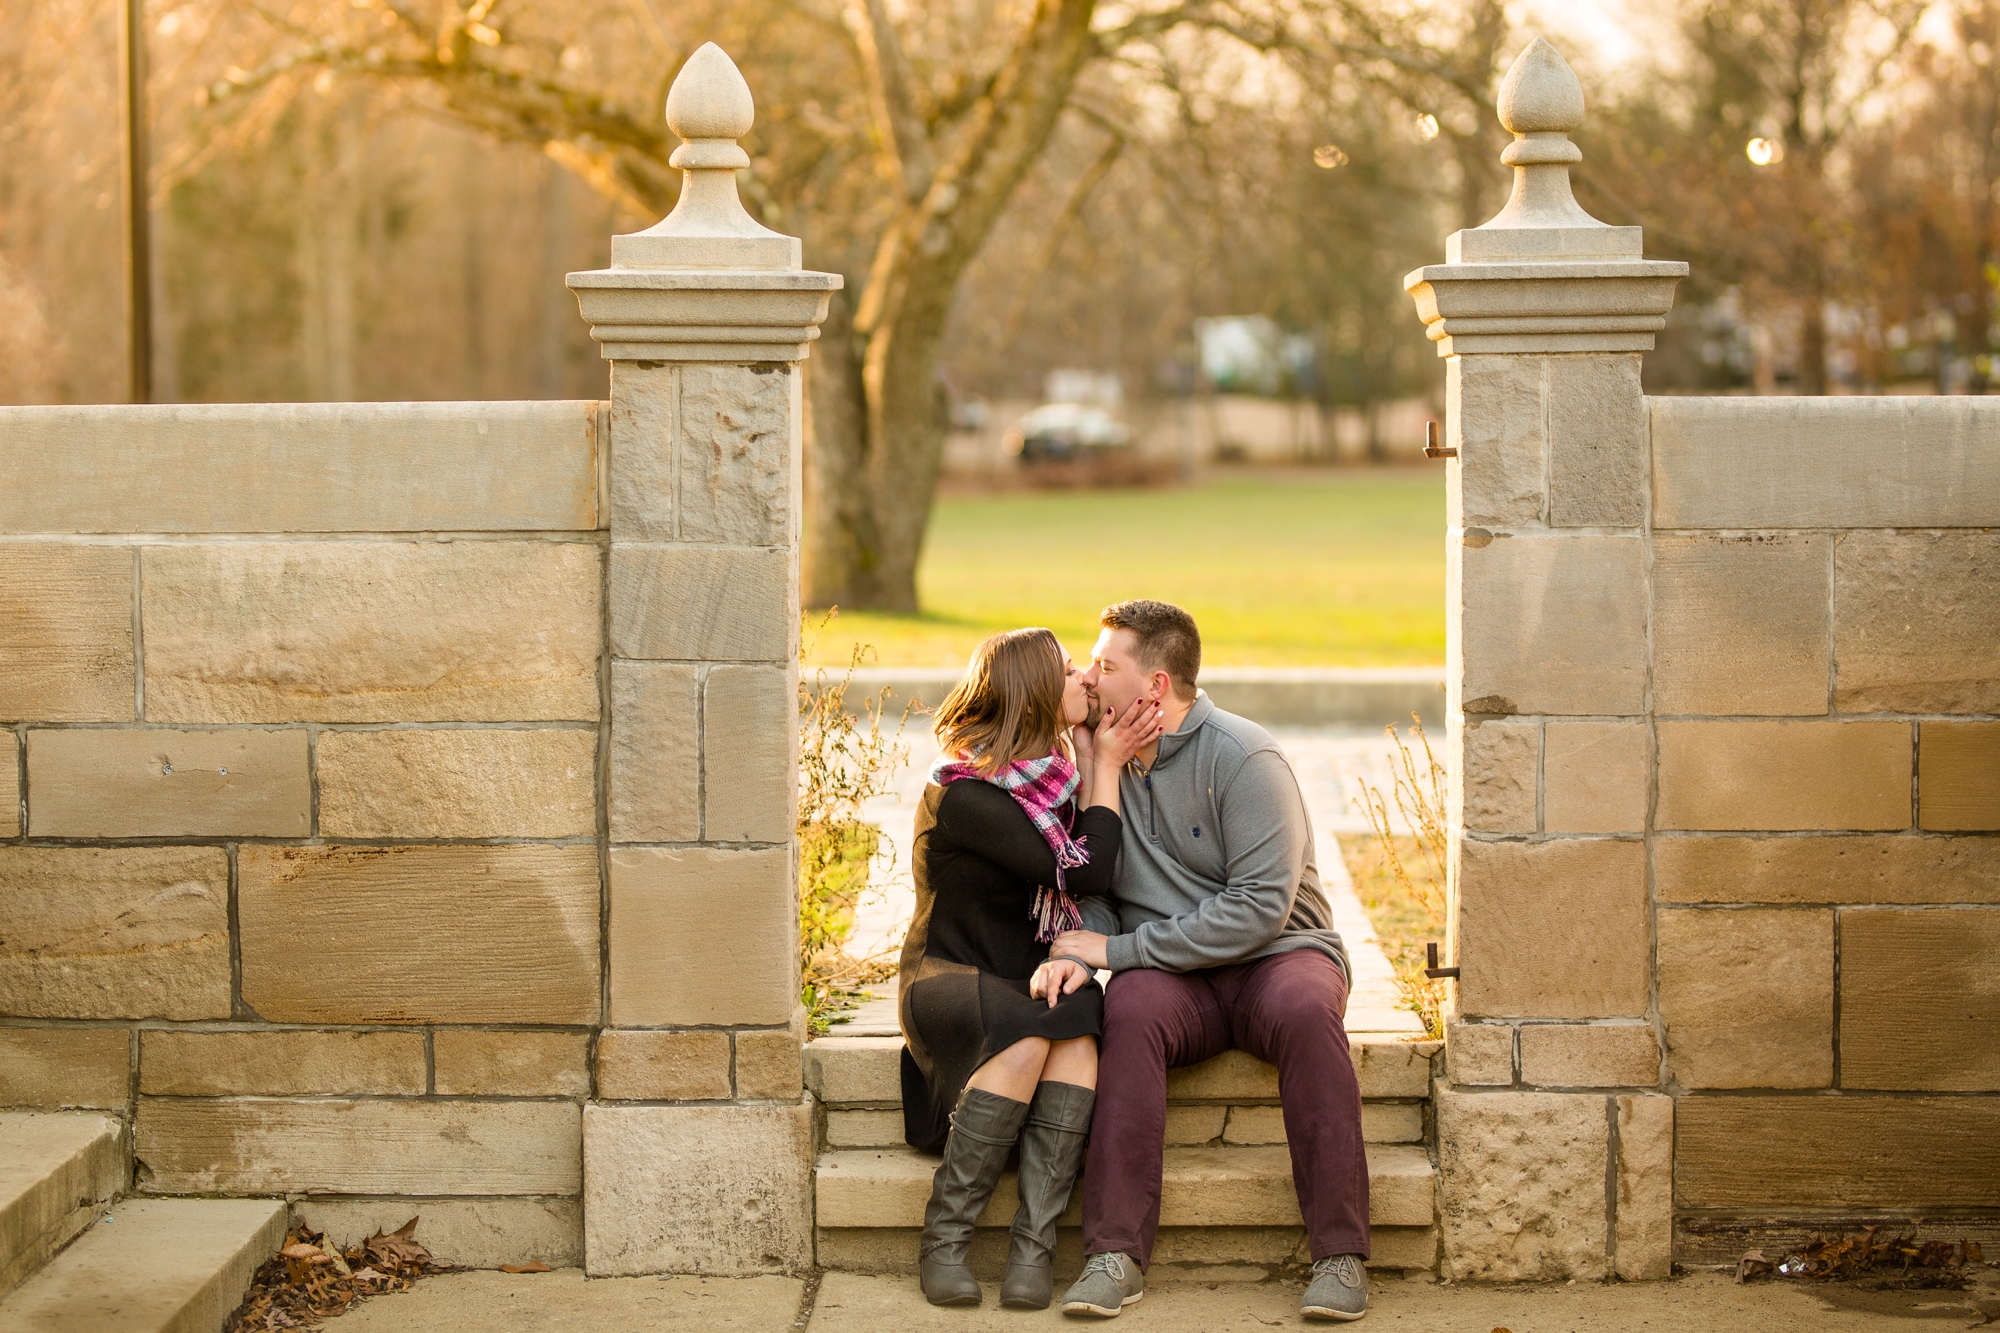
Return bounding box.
[1046,599,1369,1322]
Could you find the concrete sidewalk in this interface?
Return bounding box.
[329,1267,2000,1331]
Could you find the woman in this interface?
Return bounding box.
[899,627,1163,1310]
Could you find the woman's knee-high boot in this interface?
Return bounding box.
[999,1080,1096,1309]
[919,1087,1030,1306]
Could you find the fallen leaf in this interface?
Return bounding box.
[1736,1251,1772,1283]
[500,1261,552,1274]
[364,1216,432,1269]
[280,1243,323,1261]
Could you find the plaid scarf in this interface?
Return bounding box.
[929,747,1090,942]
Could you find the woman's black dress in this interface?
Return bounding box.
[899,780,1121,1149]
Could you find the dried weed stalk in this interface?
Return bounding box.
[799,613,911,1035]
[1354,714,1449,1037]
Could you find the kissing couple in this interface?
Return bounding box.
[897,599,1373,1322]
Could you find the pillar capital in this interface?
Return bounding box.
[567,42,841,363]
[1404,37,1685,356]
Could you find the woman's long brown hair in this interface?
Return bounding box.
[933,628,1069,774]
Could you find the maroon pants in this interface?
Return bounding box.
[1081,948,1370,1268]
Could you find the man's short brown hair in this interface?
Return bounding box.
[1100,599,1201,702]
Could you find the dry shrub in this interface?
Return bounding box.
[798,612,911,1034]
[1351,714,1448,1037]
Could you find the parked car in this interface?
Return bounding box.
[1002,403,1132,462]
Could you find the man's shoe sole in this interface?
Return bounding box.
[1300,1303,1366,1321]
[1062,1290,1144,1317]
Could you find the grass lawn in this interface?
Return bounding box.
[806,468,1445,667]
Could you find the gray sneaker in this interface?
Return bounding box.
[1301,1254,1368,1321]
[1060,1251,1145,1317]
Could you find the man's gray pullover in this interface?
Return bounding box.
[1078,692,1348,979]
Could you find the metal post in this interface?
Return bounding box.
[119,0,152,404]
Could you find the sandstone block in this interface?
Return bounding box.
[0,847,230,1019]
[238,845,601,1024]
[1656,720,1911,831]
[610,546,790,662]
[1221,1105,1286,1145]
[735,1028,802,1101]
[1614,1094,1673,1280]
[1166,1106,1227,1145]
[0,1027,130,1108]
[434,1030,591,1097]
[1834,532,2000,713]
[610,662,699,841]
[1457,839,1649,1019]
[1657,906,1832,1088]
[1518,1024,1658,1088]
[1461,536,1647,716]
[0,544,133,722]
[1547,354,1645,527]
[609,847,794,1026]
[825,1109,905,1148]
[703,665,792,842]
[1677,1095,2000,1209]
[141,542,602,723]
[1449,355,1545,528]
[1460,720,1537,834]
[584,1102,814,1275]
[607,366,675,540]
[317,728,596,839]
[0,400,600,534]
[1656,833,2000,904]
[596,1030,732,1100]
[804,1037,903,1105]
[1542,721,1647,835]
[137,1098,582,1196]
[1351,1038,1439,1099]
[1839,907,2000,1091]
[27,727,309,837]
[1652,395,2000,529]
[1435,1089,1608,1281]
[677,365,795,546]
[1919,722,2000,831]
[1363,1103,1426,1144]
[298,1197,583,1270]
[1447,1022,1514,1086]
[140,1030,426,1096]
[1652,533,1830,715]
[0,733,16,837]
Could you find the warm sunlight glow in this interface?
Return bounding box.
[1746,137,1783,166]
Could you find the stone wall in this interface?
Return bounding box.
[1414,38,2000,1282]
[0,400,611,1266]
[0,43,837,1276]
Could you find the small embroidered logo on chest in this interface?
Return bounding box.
[1192,826,1202,838]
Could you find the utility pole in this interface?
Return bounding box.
[120,0,152,404]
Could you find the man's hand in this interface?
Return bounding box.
[1029,957,1093,1008]
[1051,930,1110,969]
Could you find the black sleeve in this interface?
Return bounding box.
[932,782,1121,893]
[1065,805,1123,897]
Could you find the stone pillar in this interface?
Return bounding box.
[567,42,840,1276]
[1404,38,1684,1282]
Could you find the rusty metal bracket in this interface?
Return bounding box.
[1423,421,1456,459]
[1424,941,1460,979]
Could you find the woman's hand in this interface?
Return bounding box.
[1030,957,1094,1009]
[1093,696,1167,772]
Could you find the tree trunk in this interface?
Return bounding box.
[802,0,1099,612]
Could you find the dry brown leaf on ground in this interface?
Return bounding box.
[226,1219,444,1331]
[499,1261,552,1273]
[363,1216,431,1268]
[1736,1251,1772,1282]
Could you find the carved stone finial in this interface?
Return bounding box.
[1496,36,1585,134]
[610,41,799,270]
[1449,37,1635,263]
[1402,36,1687,355]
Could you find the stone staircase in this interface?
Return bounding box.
[0,1111,285,1332]
[805,1031,1443,1280]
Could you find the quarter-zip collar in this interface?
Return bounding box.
[1147,691,1215,773]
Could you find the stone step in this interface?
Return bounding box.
[0,1112,126,1298]
[0,1197,287,1333]
[824,1100,1425,1149]
[815,1142,1439,1274]
[805,1037,1439,1109]
[816,1142,1436,1230]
